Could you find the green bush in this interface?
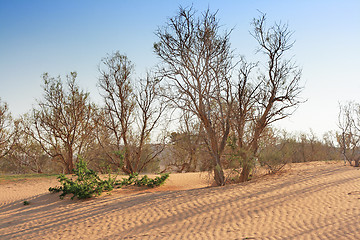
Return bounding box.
[115,172,169,188]
[49,158,116,200]
[135,173,169,187]
[49,158,170,200]
[116,172,139,186]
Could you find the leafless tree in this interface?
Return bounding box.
[230,58,260,180]
[98,52,166,174]
[131,72,167,173]
[154,7,234,186]
[338,101,360,167]
[98,53,135,173]
[5,125,49,173]
[0,98,17,159]
[24,72,96,173]
[92,108,124,170]
[232,13,303,181]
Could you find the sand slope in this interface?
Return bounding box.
[1,162,360,239]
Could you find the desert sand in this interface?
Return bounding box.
[1,161,360,239]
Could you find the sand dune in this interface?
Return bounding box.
[1,161,360,239]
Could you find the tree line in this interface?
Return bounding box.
[0,7,356,185]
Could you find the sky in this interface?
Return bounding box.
[0,0,359,138]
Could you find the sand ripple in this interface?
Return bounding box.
[1,162,360,239]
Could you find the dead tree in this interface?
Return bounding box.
[25,73,96,173]
[98,52,165,174]
[98,52,136,173]
[0,98,17,159]
[5,135,49,174]
[154,7,234,186]
[338,102,360,167]
[132,72,166,173]
[232,13,303,181]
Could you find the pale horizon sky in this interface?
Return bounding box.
[1,0,359,138]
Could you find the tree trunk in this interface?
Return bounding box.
[65,148,74,174]
[213,155,225,186]
[65,160,73,174]
[239,163,251,182]
[355,158,359,167]
[188,151,197,172]
[122,136,135,174]
[239,130,259,182]
[239,150,252,182]
[122,152,134,174]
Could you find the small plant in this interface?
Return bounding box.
[115,173,169,188]
[23,200,30,205]
[49,157,170,200]
[134,173,169,188]
[49,158,117,200]
[116,172,139,186]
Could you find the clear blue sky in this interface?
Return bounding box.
[1,0,359,137]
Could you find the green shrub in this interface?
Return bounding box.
[115,172,169,188]
[49,158,116,200]
[49,158,170,200]
[135,173,169,187]
[116,172,138,186]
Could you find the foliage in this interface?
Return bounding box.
[135,173,169,188]
[115,172,169,188]
[49,158,116,200]
[23,200,30,205]
[49,158,170,200]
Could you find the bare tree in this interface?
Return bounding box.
[130,72,166,173]
[0,98,17,159]
[92,108,124,170]
[154,7,234,186]
[232,13,303,181]
[25,73,96,173]
[5,127,50,174]
[98,52,165,174]
[338,101,360,167]
[230,58,260,180]
[98,52,135,173]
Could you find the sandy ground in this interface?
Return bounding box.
[1,161,360,239]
